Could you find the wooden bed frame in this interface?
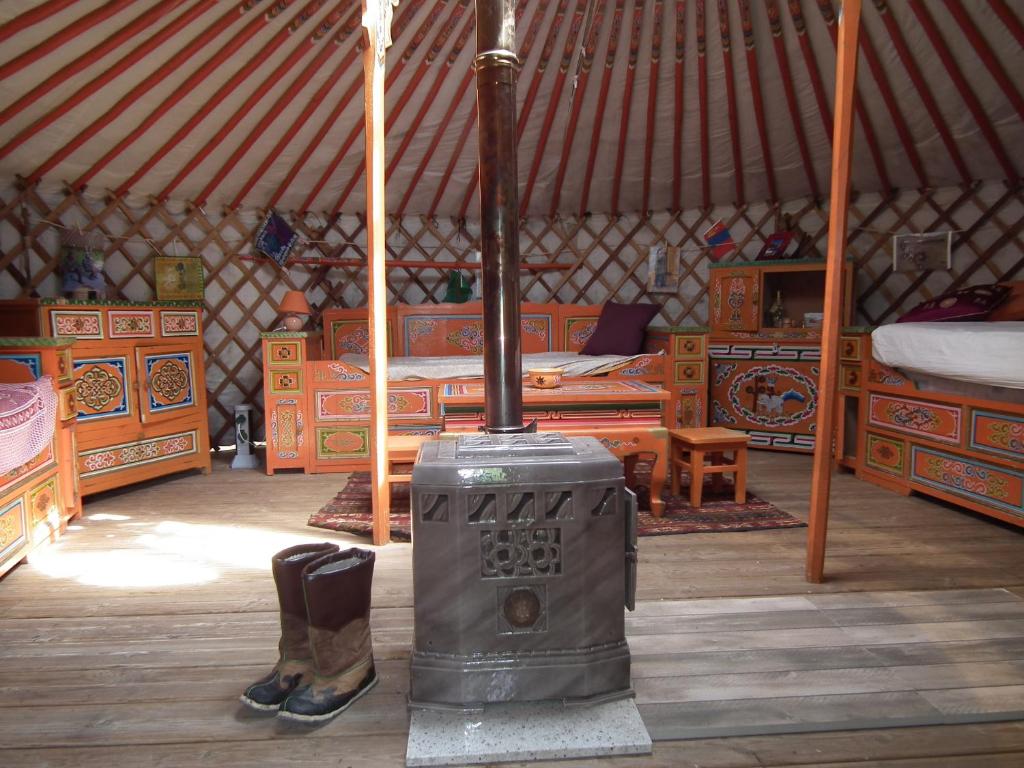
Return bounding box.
[837,330,1023,527]
[261,302,709,475]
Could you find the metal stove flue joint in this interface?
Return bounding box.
[409,432,638,709]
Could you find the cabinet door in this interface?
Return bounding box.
[136,344,200,424]
[266,397,307,469]
[709,268,760,333]
[710,358,819,451]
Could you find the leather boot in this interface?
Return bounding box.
[278,548,377,722]
[240,542,339,711]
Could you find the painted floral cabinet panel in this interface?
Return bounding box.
[710,358,819,452]
[710,268,760,333]
[136,345,198,424]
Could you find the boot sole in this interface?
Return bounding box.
[238,694,285,712]
[277,674,379,723]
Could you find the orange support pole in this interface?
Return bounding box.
[806,0,861,584]
[362,0,395,546]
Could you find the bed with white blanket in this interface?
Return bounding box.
[843,322,1023,527]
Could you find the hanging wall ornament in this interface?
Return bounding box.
[254,211,299,266]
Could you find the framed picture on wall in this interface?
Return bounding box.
[154,256,205,300]
[646,244,680,293]
[892,232,952,273]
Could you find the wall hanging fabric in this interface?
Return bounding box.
[254,212,299,266]
[154,256,205,300]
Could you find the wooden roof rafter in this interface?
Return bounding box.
[579,0,629,215]
[0,0,138,81]
[78,0,339,196]
[519,0,591,215]
[783,0,832,145]
[457,0,544,218]
[335,0,471,217]
[609,0,646,215]
[25,0,275,189]
[0,0,220,163]
[397,11,479,215]
[696,0,710,208]
[988,0,1024,48]
[196,3,361,207]
[869,0,968,184]
[909,1,1019,185]
[848,12,929,187]
[0,1,190,126]
[715,0,746,205]
[737,0,777,202]
[0,0,76,45]
[548,0,608,215]
[326,0,457,215]
[641,0,666,214]
[151,0,343,204]
[290,0,430,211]
[232,9,364,209]
[762,0,818,198]
[810,0,892,192]
[387,4,475,179]
[671,0,686,209]
[943,1,1024,124]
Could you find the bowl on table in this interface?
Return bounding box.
[528,368,563,389]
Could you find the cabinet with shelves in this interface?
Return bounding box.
[707,259,851,453]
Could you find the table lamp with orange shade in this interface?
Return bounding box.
[277,290,311,331]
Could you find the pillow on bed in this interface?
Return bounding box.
[988,281,1024,321]
[581,301,660,355]
[896,284,1010,323]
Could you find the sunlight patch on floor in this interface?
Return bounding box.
[29,519,336,588]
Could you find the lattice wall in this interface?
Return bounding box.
[2,180,1021,446]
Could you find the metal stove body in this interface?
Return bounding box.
[409,432,638,709]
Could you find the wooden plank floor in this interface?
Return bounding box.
[1,451,1022,767]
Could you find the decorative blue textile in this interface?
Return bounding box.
[254,212,299,266]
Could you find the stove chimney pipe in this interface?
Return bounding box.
[475,0,526,433]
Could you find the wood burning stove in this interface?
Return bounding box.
[409,433,638,708]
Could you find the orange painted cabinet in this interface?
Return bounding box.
[0,300,212,495]
[646,327,709,429]
[706,259,851,453]
[709,267,760,333]
[262,332,319,474]
[0,337,80,577]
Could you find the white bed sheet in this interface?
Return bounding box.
[339,351,658,381]
[870,321,1024,390]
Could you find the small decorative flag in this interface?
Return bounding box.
[254,211,299,266]
[703,220,736,261]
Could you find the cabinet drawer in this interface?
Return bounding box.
[315,427,370,460]
[865,432,906,478]
[911,446,1023,519]
[269,368,304,395]
[839,362,861,393]
[673,361,705,385]
[673,335,705,359]
[0,497,28,566]
[266,339,304,366]
[839,336,863,362]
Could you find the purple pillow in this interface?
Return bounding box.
[896,284,1010,323]
[581,302,660,355]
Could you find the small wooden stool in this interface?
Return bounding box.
[669,427,751,508]
[386,434,432,487]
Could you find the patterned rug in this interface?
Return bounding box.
[308,471,805,541]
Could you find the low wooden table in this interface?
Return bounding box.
[669,427,751,509]
[438,380,671,517]
[386,434,432,486]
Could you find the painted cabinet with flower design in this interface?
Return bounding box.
[0,338,80,577]
[707,260,851,453]
[262,332,320,474]
[0,300,212,495]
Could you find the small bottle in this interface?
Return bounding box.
[769,290,785,327]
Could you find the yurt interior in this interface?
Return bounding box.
[1,0,1022,765]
